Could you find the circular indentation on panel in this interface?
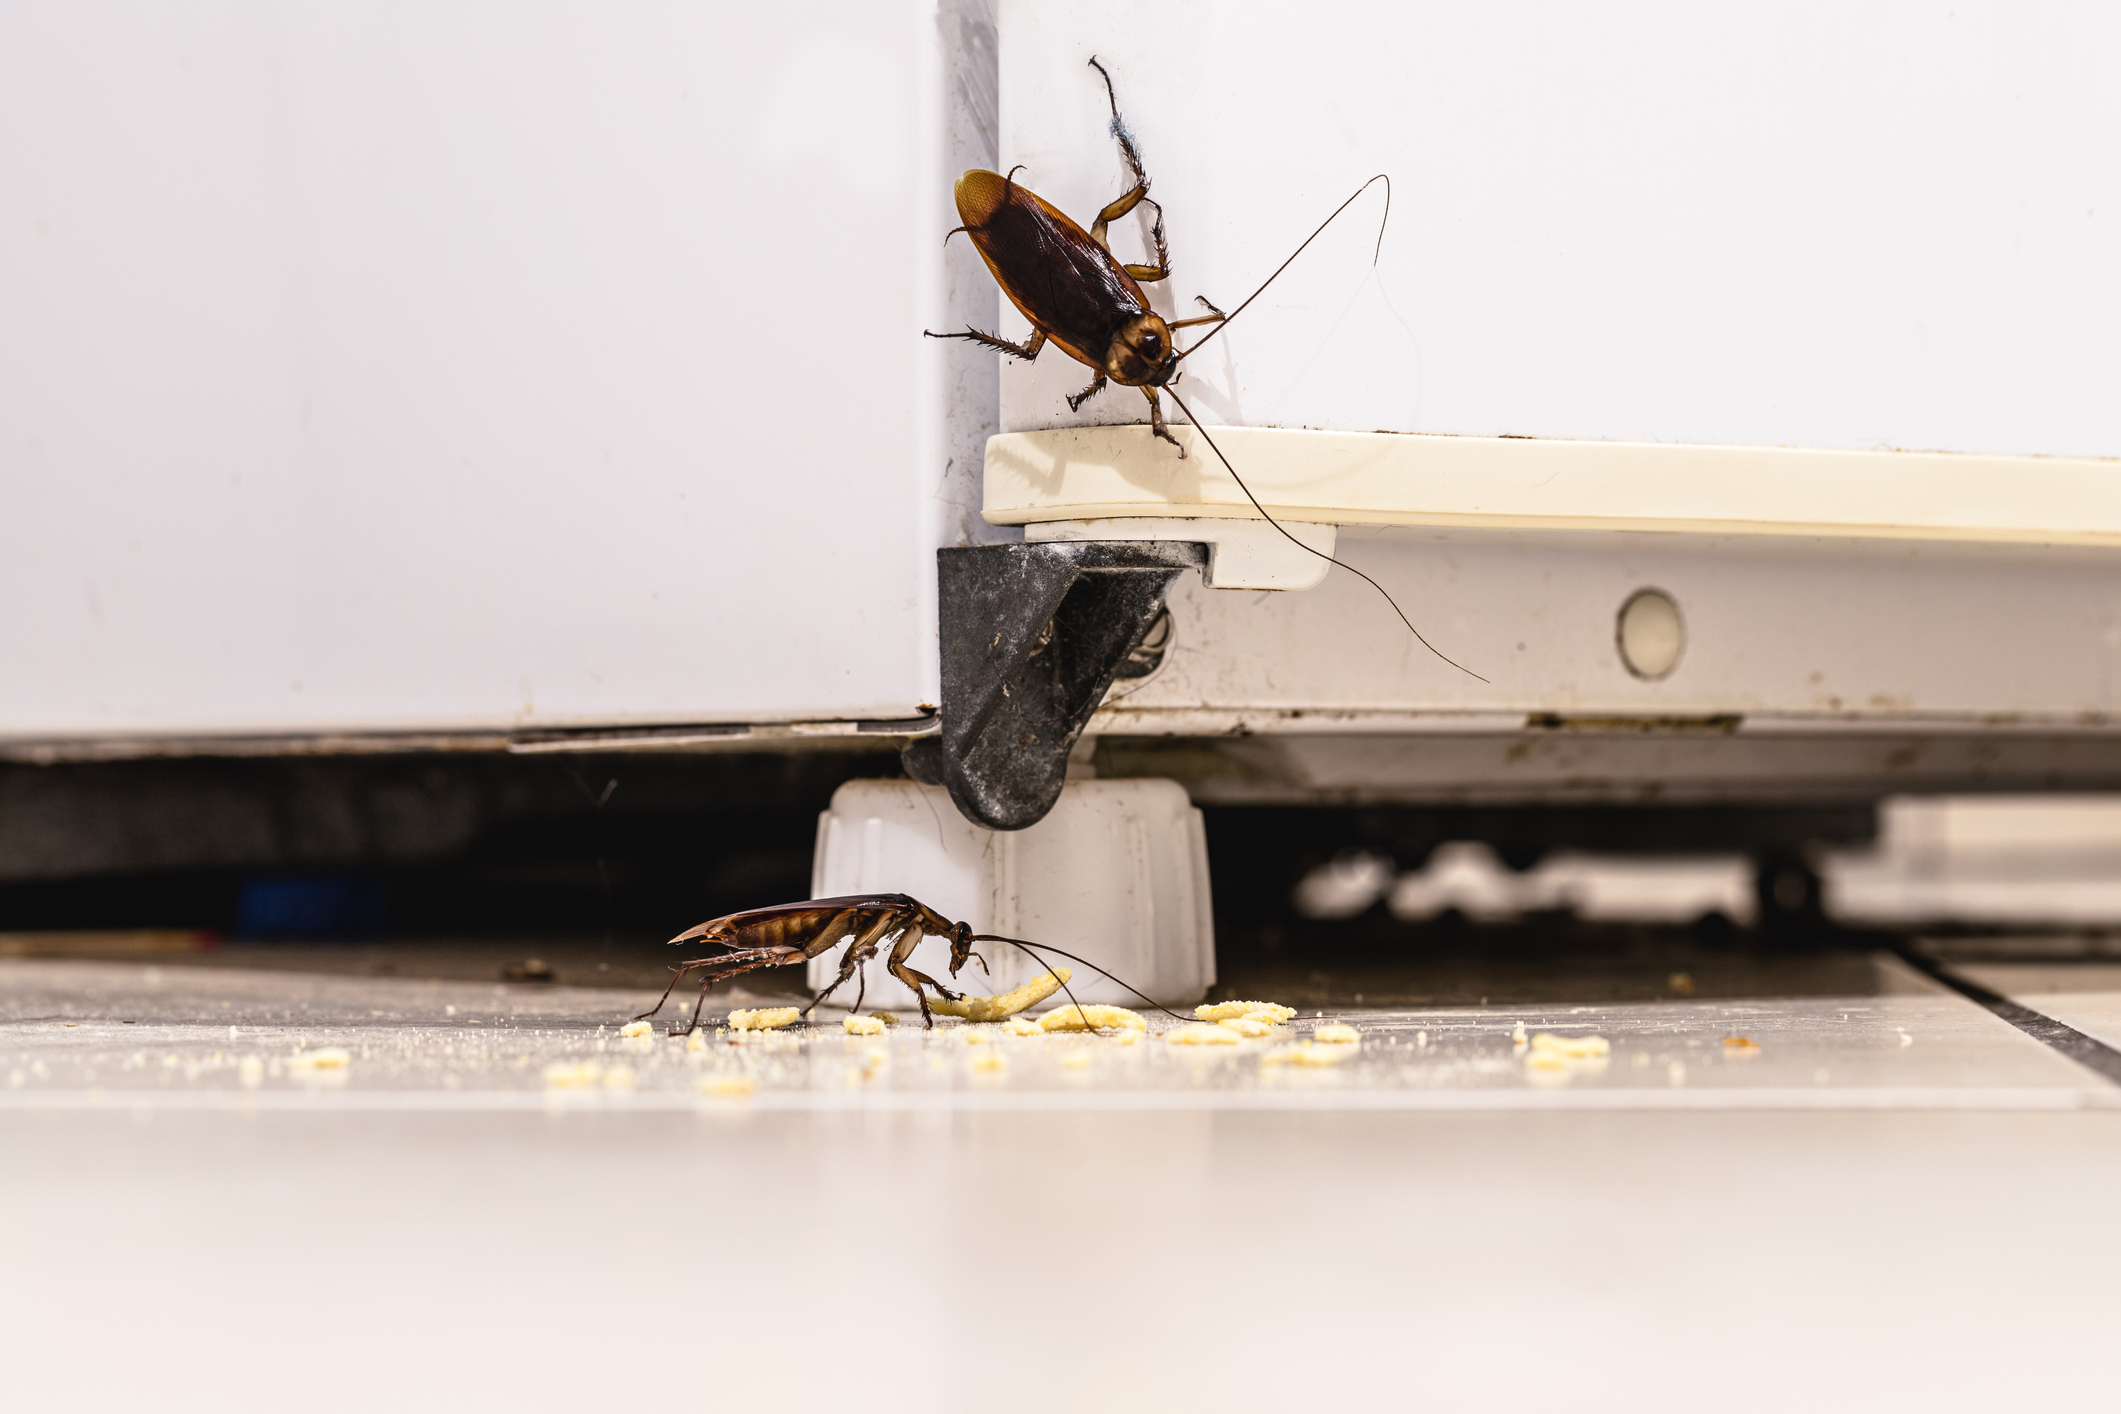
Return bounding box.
[1616,589,1684,680]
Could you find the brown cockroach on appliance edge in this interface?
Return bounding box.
[927,57,1483,681]
[633,891,1192,1034]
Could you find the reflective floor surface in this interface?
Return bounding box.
[5,950,2117,1411]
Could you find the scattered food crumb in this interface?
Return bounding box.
[1059,1049,1093,1070]
[1002,1017,1041,1036]
[969,1049,1007,1074]
[1167,1023,1243,1047]
[1511,1022,1528,1048]
[1722,1035,1761,1055]
[619,1020,654,1040]
[958,1027,997,1045]
[1668,971,1696,996]
[697,1073,756,1097]
[238,1056,264,1087]
[727,1007,801,1031]
[1312,1023,1361,1045]
[601,1064,637,1090]
[686,1029,708,1053]
[288,1047,352,1072]
[1196,1000,1296,1024]
[927,969,1073,1022]
[1109,1030,1142,1047]
[1039,1004,1147,1033]
[1667,1060,1688,1086]
[543,1060,603,1089]
[870,1012,898,1026]
[1531,1033,1609,1060]
[843,1014,887,1036]
[1217,1017,1275,1038]
[1262,1042,1352,1068]
[1898,1030,1914,1048]
[1417,1030,1428,1047]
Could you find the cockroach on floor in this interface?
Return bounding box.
[633,892,1185,1034]
[928,57,1481,680]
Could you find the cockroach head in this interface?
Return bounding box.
[945,920,982,978]
[1105,313,1176,387]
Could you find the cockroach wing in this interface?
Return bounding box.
[955,170,1148,371]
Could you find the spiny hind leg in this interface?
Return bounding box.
[657,947,800,1035]
[1087,57,1168,281]
[1067,373,1108,412]
[1142,387,1184,456]
[636,940,735,1022]
[924,326,1047,362]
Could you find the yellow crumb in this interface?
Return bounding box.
[542,1060,603,1089]
[1217,1017,1275,1038]
[685,1029,708,1053]
[1196,1001,1296,1024]
[1511,1022,1528,1048]
[1166,1023,1243,1046]
[969,1049,1007,1074]
[601,1064,637,1090]
[1109,1029,1142,1047]
[1529,1033,1610,1059]
[927,969,1074,1022]
[1002,1017,1041,1036]
[958,1027,997,1044]
[727,1007,801,1031]
[1525,1050,1570,1072]
[1722,1035,1761,1055]
[237,1055,264,1087]
[1262,1043,1351,1068]
[1668,971,1696,996]
[843,1014,887,1036]
[618,1020,653,1040]
[696,1072,756,1097]
[1311,1023,1361,1045]
[1059,1049,1094,1070]
[288,1047,352,1072]
[870,1012,899,1026]
[1040,1004,1147,1033]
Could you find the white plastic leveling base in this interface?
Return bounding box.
[806,778,1215,1011]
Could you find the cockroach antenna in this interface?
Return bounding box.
[970,933,1201,1027]
[1173,173,1392,361]
[1163,382,1486,681]
[1159,173,1484,680]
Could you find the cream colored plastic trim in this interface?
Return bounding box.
[984,426,2121,545]
[1026,516,1335,590]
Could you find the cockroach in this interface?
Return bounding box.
[633,891,1189,1034]
[927,56,1481,680]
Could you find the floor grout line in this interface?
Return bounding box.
[1897,946,2121,1087]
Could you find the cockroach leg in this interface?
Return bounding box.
[1170,295,1226,334]
[638,945,797,1034]
[636,945,729,1024]
[801,912,903,1017]
[1066,373,1108,412]
[1093,186,1168,282]
[1142,387,1185,456]
[888,959,964,1028]
[924,325,1047,363]
[1086,56,1169,284]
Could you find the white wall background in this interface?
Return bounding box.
[0,1,988,739]
[999,1,2121,459]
